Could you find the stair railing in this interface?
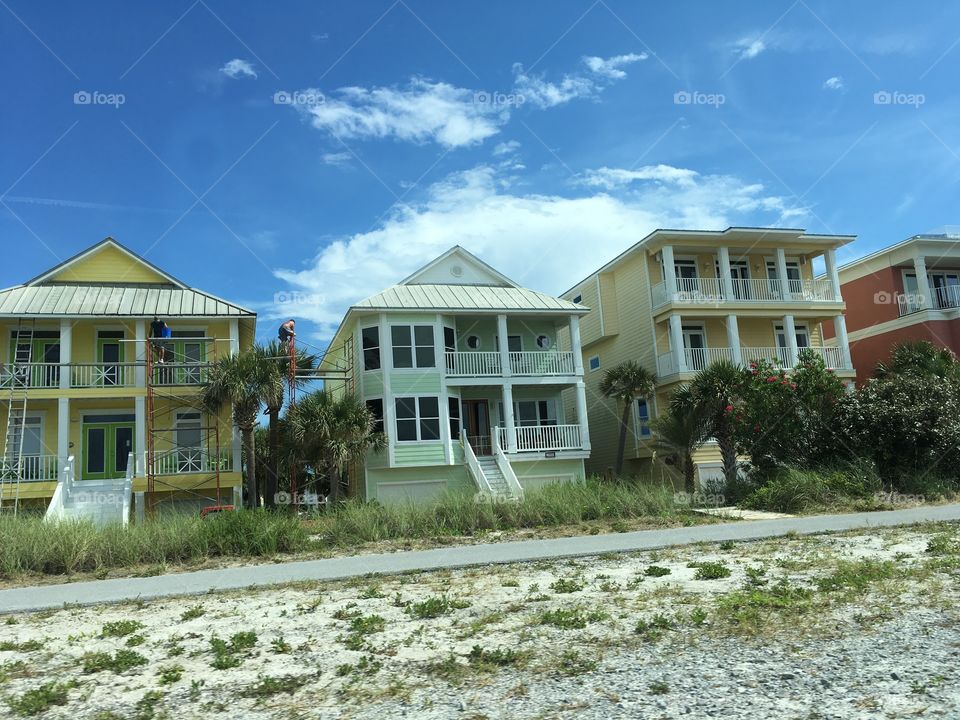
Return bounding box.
[493,432,524,501]
[461,430,495,497]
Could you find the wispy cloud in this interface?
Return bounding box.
[513,53,647,108]
[220,58,258,80]
[578,165,700,189]
[492,140,521,156]
[733,37,767,59]
[823,76,844,91]
[582,53,648,79]
[322,151,353,168]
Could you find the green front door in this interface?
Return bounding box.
[82,416,135,480]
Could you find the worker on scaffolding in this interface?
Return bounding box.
[150,316,174,383]
[279,319,296,349]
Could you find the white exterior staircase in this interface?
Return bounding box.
[45,453,133,527]
[461,431,524,502]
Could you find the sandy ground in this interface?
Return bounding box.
[0,524,957,719]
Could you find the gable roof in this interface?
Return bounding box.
[354,284,585,313]
[399,246,519,287]
[26,237,188,287]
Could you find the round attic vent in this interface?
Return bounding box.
[450,264,464,278]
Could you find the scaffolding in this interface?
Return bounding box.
[142,337,234,515]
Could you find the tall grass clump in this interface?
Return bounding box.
[0,510,309,578]
[741,465,880,514]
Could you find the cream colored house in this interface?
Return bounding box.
[560,227,856,481]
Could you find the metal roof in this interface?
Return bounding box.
[0,283,255,317]
[353,284,588,314]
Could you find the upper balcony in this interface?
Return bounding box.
[652,277,840,309]
[444,350,577,378]
[0,361,210,391]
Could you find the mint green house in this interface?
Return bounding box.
[323,247,591,503]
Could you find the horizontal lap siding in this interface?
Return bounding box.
[394,443,446,466]
[390,372,442,395]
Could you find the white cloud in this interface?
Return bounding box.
[300,79,505,148]
[220,58,258,79]
[823,76,844,91]
[579,165,700,189]
[271,164,805,335]
[733,37,766,59]
[582,53,647,79]
[322,151,353,168]
[492,140,521,156]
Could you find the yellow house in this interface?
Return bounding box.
[0,238,256,521]
[560,227,857,483]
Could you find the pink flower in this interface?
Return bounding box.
[724,404,734,413]
[766,376,777,383]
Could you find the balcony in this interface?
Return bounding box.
[496,424,584,453]
[444,351,577,378]
[657,346,847,376]
[652,278,840,309]
[0,455,59,482]
[0,362,210,390]
[897,286,960,317]
[151,448,233,476]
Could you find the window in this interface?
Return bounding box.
[395,396,440,441]
[366,398,384,434]
[391,325,435,368]
[766,260,802,295]
[448,397,461,437]
[572,293,582,304]
[175,411,203,473]
[536,334,552,349]
[496,335,522,352]
[636,399,652,438]
[361,327,381,371]
[516,400,557,426]
[588,355,601,371]
[466,335,481,350]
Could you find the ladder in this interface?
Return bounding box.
[1,321,36,515]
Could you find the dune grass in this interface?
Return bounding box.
[0,479,699,579]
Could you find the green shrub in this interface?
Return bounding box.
[742,465,880,514]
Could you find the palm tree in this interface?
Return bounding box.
[687,360,745,486]
[875,340,960,381]
[654,386,710,493]
[599,360,657,477]
[202,350,284,508]
[288,390,386,503]
[255,342,318,508]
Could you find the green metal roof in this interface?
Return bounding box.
[353,284,587,314]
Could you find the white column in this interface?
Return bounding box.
[436,316,452,465]
[574,381,591,451]
[717,246,735,301]
[379,313,395,467]
[135,396,147,476]
[502,383,517,453]
[668,314,687,373]
[497,314,511,376]
[568,315,584,375]
[833,315,853,369]
[58,319,72,390]
[661,245,677,299]
[824,249,842,301]
[134,320,146,387]
[725,315,742,366]
[783,315,799,368]
[57,397,70,469]
[775,248,792,301]
[228,319,240,356]
[914,256,933,310]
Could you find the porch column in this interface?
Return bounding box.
[668,314,687,373]
[58,319,72,391]
[661,245,677,300]
[379,313,395,467]
[57,398,70,472]
[717,246,735,301]
[134,320,146,387]
[135,396,147,476]
[574,381,591,451]
[725,315,743,366]
[775,248,792,301]
[568,315,584,375]
[833,315,853,369]
[497,314,511,376]
[229,319,240,356]
[783,315,799,368]
[502,383,517,453]
[824,249,842,301]
[914,255,933,309]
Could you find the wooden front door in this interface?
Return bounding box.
[463,400,492,456]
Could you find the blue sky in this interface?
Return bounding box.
[2,1,959,346]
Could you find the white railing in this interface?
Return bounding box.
[122,452,135,527]
[658,345,848,375]
[657,351,679,376]
[44,455,74,522]
[934,285,960,309]
[445,352,502,376]
[0,363,61,389]
[498,424,584,452]
[509,351,576,376]
[492,432,523,500]
[151,448,233,476]
[802,346,845,369]
[740,346,789,367]
[897,293,923,316]
[71,363,137,388]
[653,277,839,306]
[150,363,210,386]
[461,430,495,496]
[684,347,733,372]
[0,454,59,481]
